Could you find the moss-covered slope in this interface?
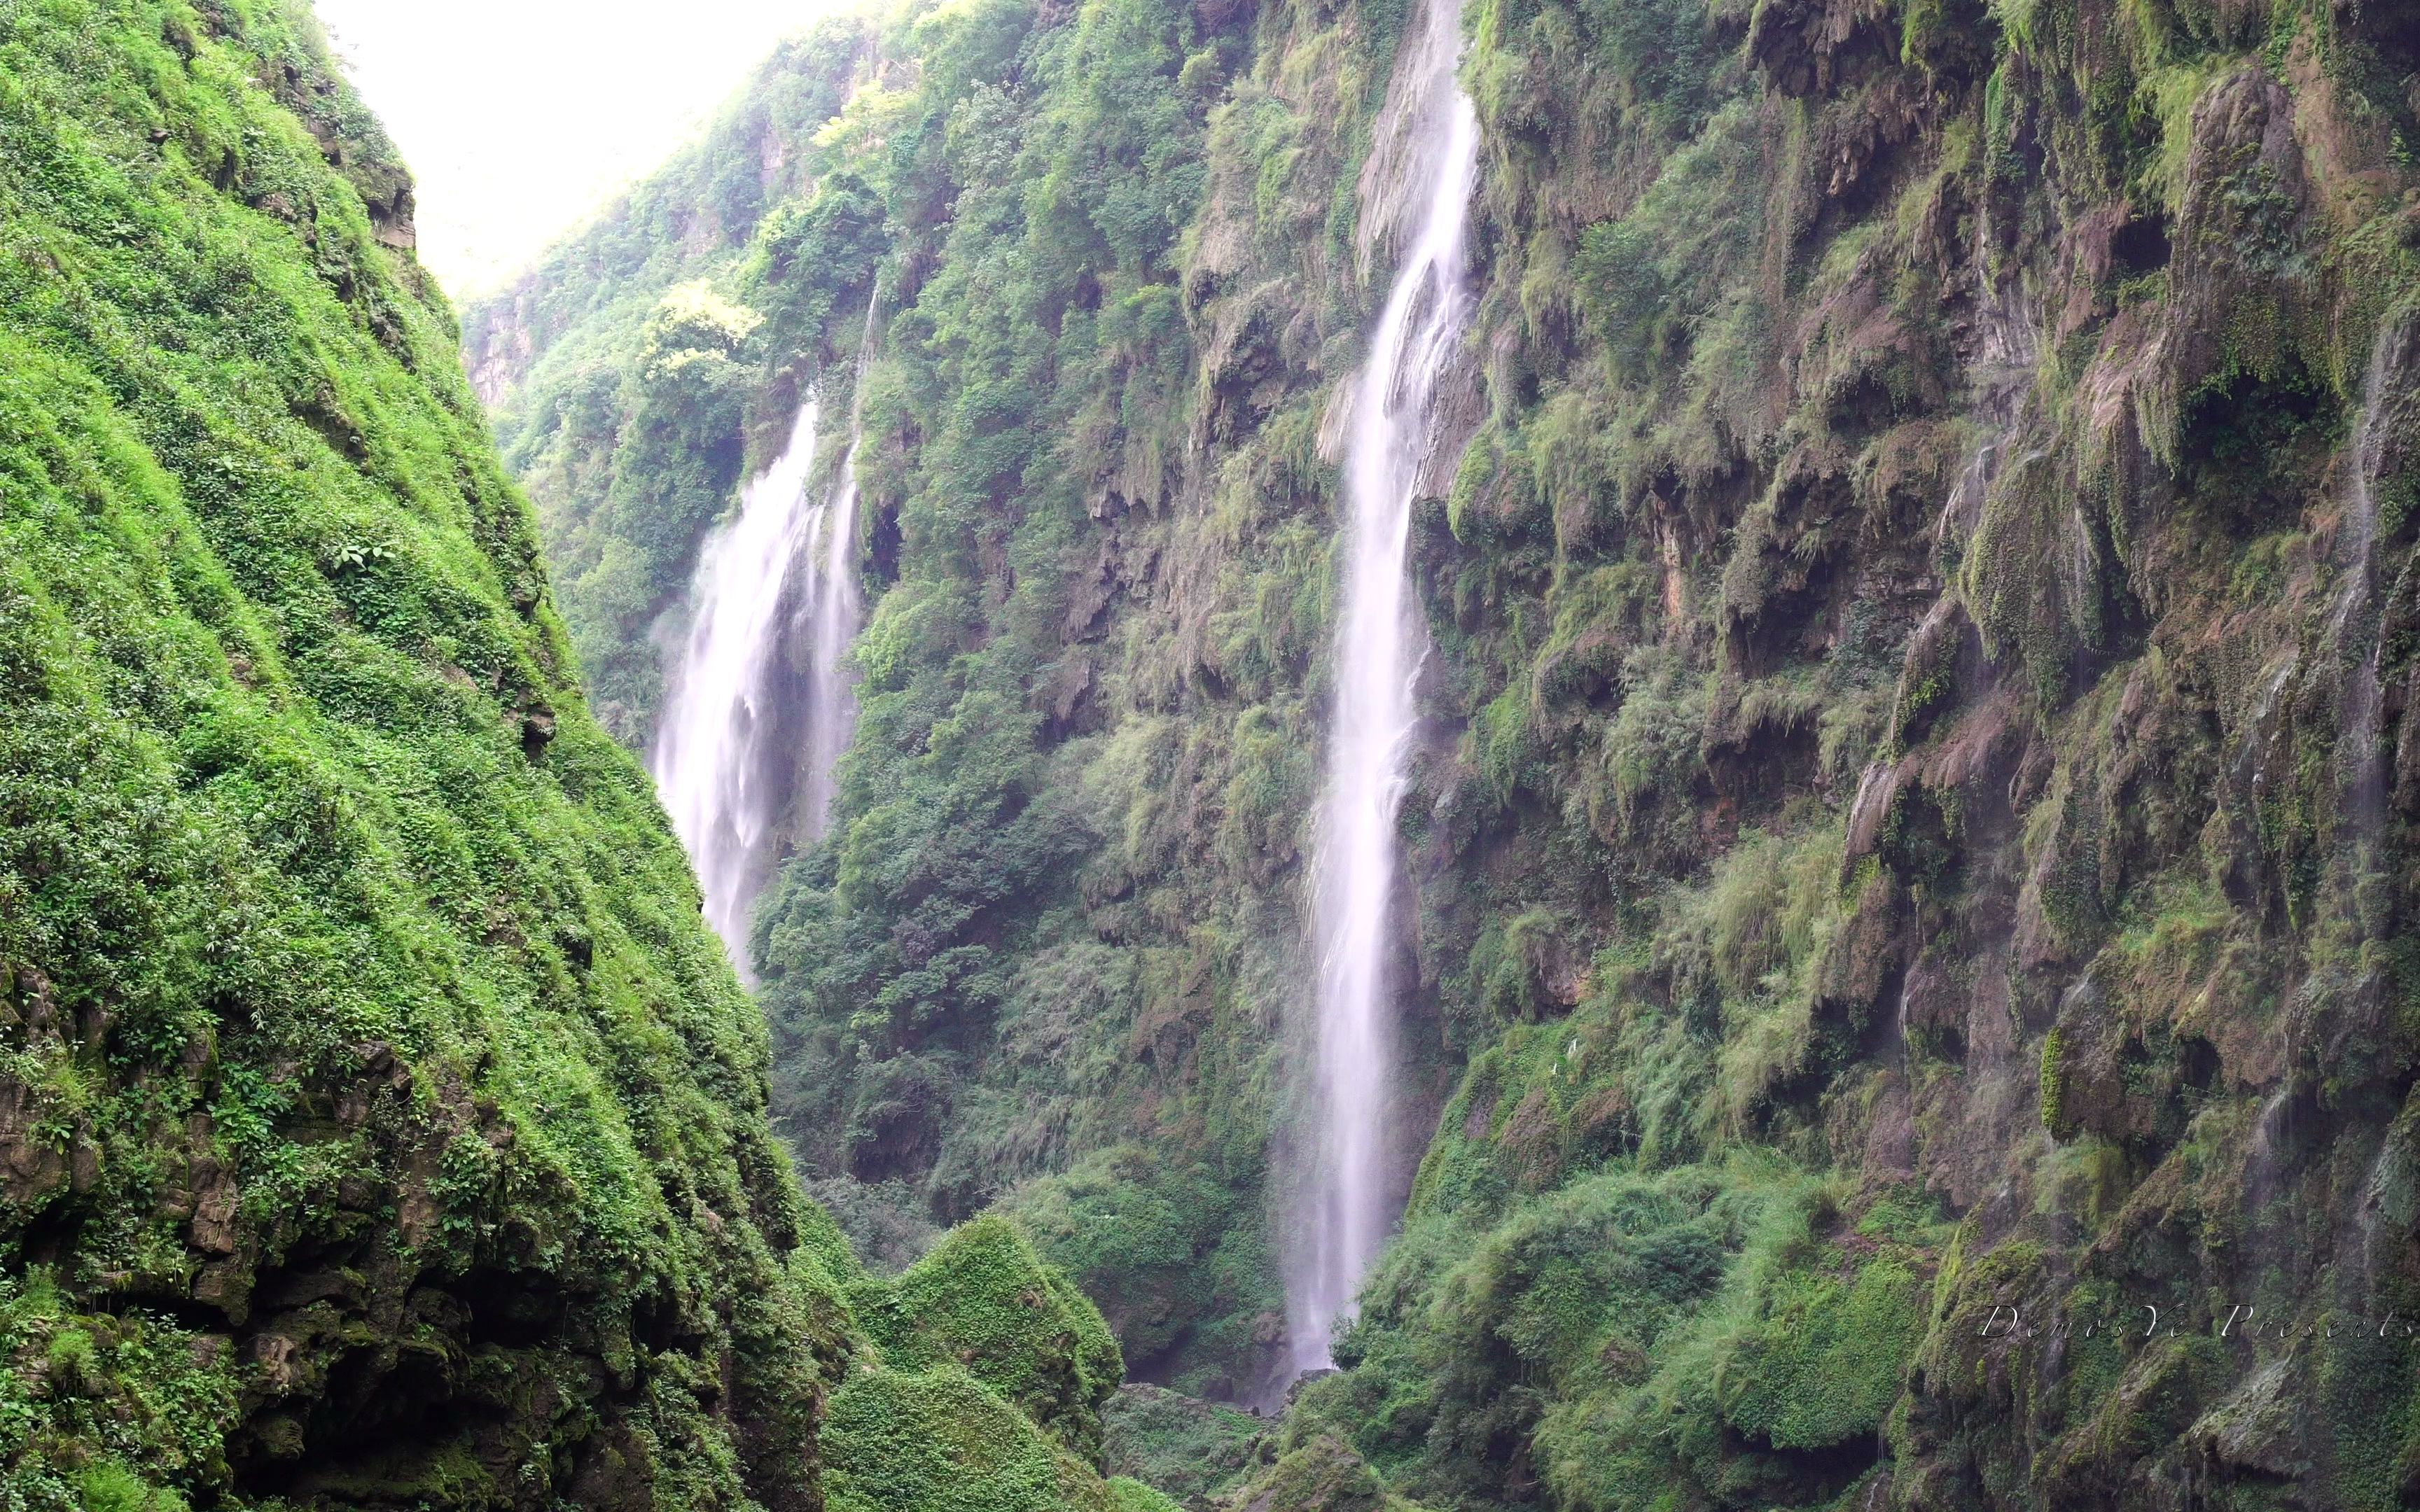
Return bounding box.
[475,0,2420,1506]
[0,4,1167,1510]
[0,1,853,1504]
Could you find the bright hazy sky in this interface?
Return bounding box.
[317,0,835,297]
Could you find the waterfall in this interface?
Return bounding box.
[1288,0,1480,1377]
[2330,318,2405,872]
[652,292,882,975]
[799,287,881,841]
[653,397,826,974]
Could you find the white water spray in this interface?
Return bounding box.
[800,288,881,840]
[1289,0,1480,1376]
[654,397,826,972]
[652,290,882,972]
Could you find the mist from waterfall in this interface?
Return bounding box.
[1288,0,1480,1378]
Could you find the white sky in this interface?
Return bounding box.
[317,0,835,298]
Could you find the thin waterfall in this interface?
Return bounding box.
[2330,318,2405,876]
[798,287,880,841]
[2249,314,2407,1224]
[653,397,825,975]
[1288,0,1480,1376]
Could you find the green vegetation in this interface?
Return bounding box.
[0,1,1177,1506]
[0,0,835,1494]
[1099,1384,1266,1506]
[5,0,2395,1498]
[820,1367,1118,1512]
[857,1215,1127,1460]
[480,0,2420,1498]
[1105,1478,1186,1512]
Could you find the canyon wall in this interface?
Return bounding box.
[475,0,2420,1506]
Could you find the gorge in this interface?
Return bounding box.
[10,0,2420,1508]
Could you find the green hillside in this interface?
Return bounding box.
[0,3,1148,1508]
[9,0,2420,1504]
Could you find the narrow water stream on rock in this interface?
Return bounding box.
[800,288,881,843]
[2328,318,2402,884]
[1289,0,1480,1377]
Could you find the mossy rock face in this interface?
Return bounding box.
[1102,1384,1265,1508]
[1211,1436,1417,1512]
[1719,1259,1927,1450]
[862,1216,1126,1462]
[0,1,847,1503]
[820,1366,1122,1512]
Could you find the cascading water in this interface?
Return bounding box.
[653,397,826,973]
[1288,0,1480,1377]
[2328,319,2405,874]
[2247,314,2407,1218]
[653,292,882,975]
[798,288,880,841]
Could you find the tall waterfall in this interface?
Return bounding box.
[652,290,880,973]
[1289,0,1480,1376]
[653,397,826,972]
[799,288,880,841]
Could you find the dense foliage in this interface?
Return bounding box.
[480,0,2420,1506]
[0,2,1156,1508]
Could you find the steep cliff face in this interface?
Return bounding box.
[478,0,2420,1506]
[0,4,1143,1510]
